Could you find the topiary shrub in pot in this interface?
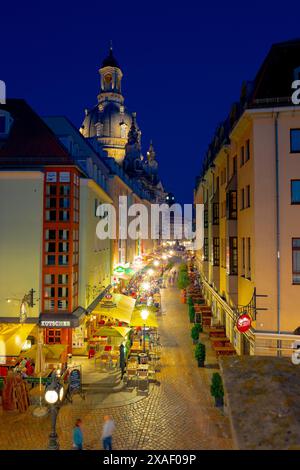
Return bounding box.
[187,296,194,306]
[194,322,203,335]
[195,342,206,367]
[188,304,195,323]
[210,372,224,407]
[191,325,200,344]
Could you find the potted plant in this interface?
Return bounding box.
[210,372,224,407]
[188,304,195,323]
[194,342,206,367]
[191,325,200,344]
[194,322,203,335]
[187,296,194,306]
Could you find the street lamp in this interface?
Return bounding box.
[44,376,64,450]
[153,260,160,267]
[140,309,149,353]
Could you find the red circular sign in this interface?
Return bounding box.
[236,314,251,333]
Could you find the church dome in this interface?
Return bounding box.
[81,102,137,141]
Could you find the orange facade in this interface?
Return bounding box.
[42,167,80,351]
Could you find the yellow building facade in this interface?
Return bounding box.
[195,40,300,355]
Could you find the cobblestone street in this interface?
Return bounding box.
[0,284,233,450]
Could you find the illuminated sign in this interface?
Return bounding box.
[40,320,71,328]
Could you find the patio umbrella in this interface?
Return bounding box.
[94,326,130,338]
[34,328,45,375]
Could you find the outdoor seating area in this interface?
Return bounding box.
[186,258,237,359]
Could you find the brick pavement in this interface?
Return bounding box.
[0,284,233,450]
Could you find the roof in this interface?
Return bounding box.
[0,99,74,167]
[220,355,300,450]
[101,47,120,69]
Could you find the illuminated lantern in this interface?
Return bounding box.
[236,314,251,333]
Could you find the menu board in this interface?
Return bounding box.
[69,369,81,395]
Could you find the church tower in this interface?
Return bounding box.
[80,45,139,163]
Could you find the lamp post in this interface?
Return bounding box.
[44,375,64,450]
[140,309,149,353]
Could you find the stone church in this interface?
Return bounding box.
[80,46,167,203]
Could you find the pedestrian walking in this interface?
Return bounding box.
[72,418,83,450]
[102,415,115,450]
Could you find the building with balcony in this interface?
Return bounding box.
[194,39,300,355]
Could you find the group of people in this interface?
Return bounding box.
[73,415,115,451]
[14,357,35,378]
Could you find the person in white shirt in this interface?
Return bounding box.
[102,415,115,450]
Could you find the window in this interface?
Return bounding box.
[59,229,69,240]
[0,116,6,133]
[58,255,69,265]
[292,238,300,284]
[227,191,237,219]
[59,198,70,208]
[44,287,55,298]
[290,129,300,153]
[46,185,57,196]
[59,185,70,196]
[240,146,245,167]
[229,237,238,275]
[45,230,56,240]
[233,156,237,175]
[245,139,250,161]
[46,198,56,208]
[46,329,61,344]
[242,238,245,276]
[221,238,226,268]
[44,300,55,311]
[59,210,69,221]
[240,188,245,210]
[246,185,251,208]
[247,237,251,279]
[203,238,208,261]
[204,209,208,228]
[213,238,220,266]
[58,242,69,253]
[58,274,68,284]
[58,299,68,310]
[45,255,55,266]
[212,203,219,225]
[46,210,56,221]
[45,242,56,253]
[291,180,300,204]
[58,287,68,297]
[45,274,55,285]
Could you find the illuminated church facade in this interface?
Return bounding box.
[80,46,167,203]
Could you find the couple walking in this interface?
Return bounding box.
[73,415,115,450]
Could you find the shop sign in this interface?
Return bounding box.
[236,314,251,333]
[40,320,71,328]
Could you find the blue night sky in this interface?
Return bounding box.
[2,0,300,203]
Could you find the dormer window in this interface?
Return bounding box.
[0,111,13,136]
[293,66,300,81]
[0,116,5,133]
